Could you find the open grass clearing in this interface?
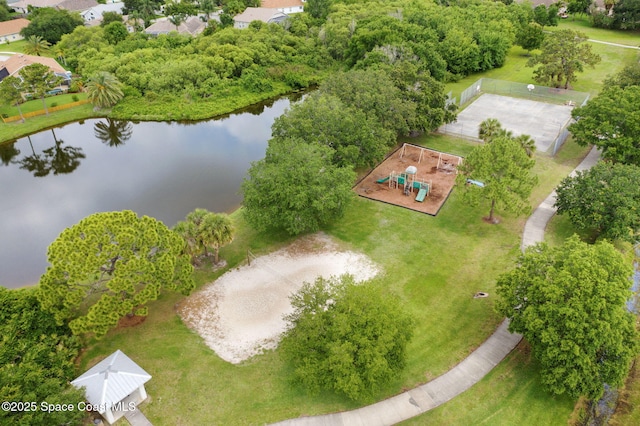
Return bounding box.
[0,102,100,144]
[397,342,575,426]
[446,40,639,101]
[555,16,640,46]
[0,92,87,116]
[79,133,590,425]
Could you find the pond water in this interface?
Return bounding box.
[0,95,299,289]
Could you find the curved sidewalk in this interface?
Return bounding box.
[271,147,600,426]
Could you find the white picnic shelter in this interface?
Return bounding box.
[71,350,152,425]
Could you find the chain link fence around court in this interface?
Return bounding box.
[448,78,590,155]
[459,78,590,108]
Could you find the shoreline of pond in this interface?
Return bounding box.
[0,88,310,146]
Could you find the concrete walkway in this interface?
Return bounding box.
[271,146,601,426]
[124,408,153,426]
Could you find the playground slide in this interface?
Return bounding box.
[376,176,390,183]
[415,188,427,202]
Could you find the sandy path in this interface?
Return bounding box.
[178,233,380,364]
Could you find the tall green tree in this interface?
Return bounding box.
[569,85,640,165]
[20,8,84,44]
[174,209,234,265]
[0,0,12,22]
[0,288,87,426]
[516,22,544,54]
[0,76,26,122]
[271,93,395,168]
[496,236,638,400]
[527,29,600,89]
[37,210,195,338]
[281,275,413,401]
[23,35,51,56]
[241,139,355,236]
[613,0,640,29]
[103,21,128,44]
[100,11,124,26]
[320,68,415,137]
[85,71,124,109]
[305,0,332,20]
[19,63,62,115]
[456,135,537,222]
[604,62,640,88]
[555,162,640,242]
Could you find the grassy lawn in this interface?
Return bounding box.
[555,15,640,46]
[0,92,88,116]
[446,38,639,100]
[0,40,27,53]
[397,342,575,426]
[0,102,100,145]
[79,133,590,425]
[36,21,637,426]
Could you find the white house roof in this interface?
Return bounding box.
[234,7,288,24]
[81,2,124,19]
[71,350,151,413]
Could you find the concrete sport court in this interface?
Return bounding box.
[440,94,574,153]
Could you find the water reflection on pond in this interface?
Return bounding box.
[0,96,297,289]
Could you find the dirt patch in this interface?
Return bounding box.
[354,143,463,215]
[177,233,380,364]
[117,314,146,329]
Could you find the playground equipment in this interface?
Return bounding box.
[466,179,485,187]
[378,166,431,201]
[399,143,463,173]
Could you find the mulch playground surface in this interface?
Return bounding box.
[354,143,463,216]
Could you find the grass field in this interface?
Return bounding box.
[445,35,639,100]
[46,19,639,425]
[79,133,590,425]
[552,15,640,46]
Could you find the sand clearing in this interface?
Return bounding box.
[177,233,380,364]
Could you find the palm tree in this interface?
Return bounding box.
[478,118,502,142]
[23,35,51,56]
[202,213,234,265]
[514,134,537,158]
[85,72,124,110]
[174,209,234,265]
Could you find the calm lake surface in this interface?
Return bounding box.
[0,96,297,289]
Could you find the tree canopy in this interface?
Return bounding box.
[38,210,195,338]
[20,7,84,44]
[527,29,600,89]
[555,162,640,242]
[0,288,86,426]
[271,93,395,168]
[85,71,125,109]
[496,236,638,399]
[19,63,62,115]
[456,132,537,222]
[241,139,355,236]
[174,209,234,265]
[0,76,25,122]
[569,85,640,165]
[280,275,413,401]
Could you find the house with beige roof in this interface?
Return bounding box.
[261,0,304,14]
[233,7,288,29]
[0,19,30,44]
[144,16,206,36]
[0,54,71,84]
[10,0,97,14]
